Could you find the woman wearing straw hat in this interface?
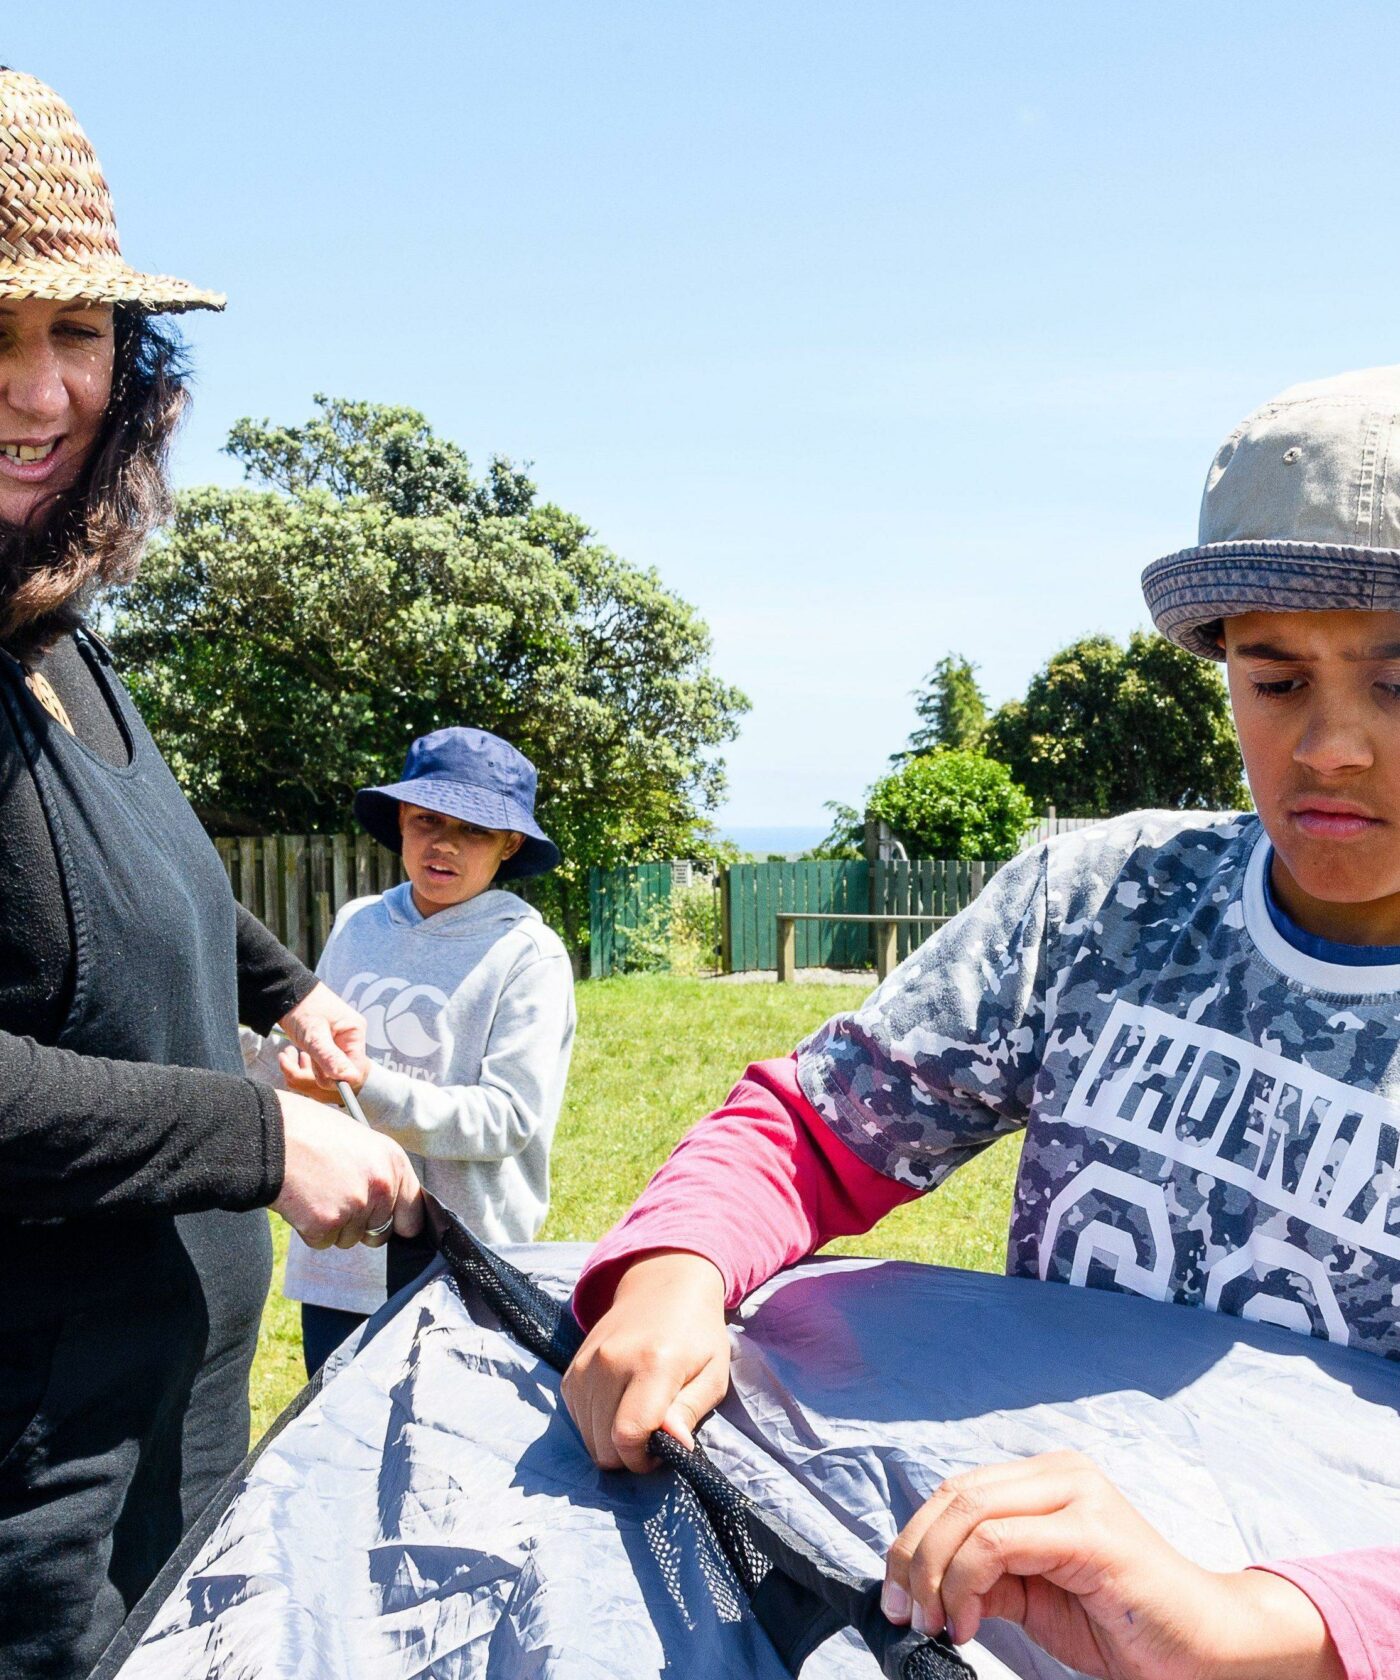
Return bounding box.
[0,68,425,1679]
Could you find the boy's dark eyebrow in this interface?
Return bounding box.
[1233,640,1400,661]
[1233,641,1305,661]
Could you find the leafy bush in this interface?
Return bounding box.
[866,750,1033,859]
[619,883,719,976]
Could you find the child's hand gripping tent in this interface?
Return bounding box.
[423,1199,974,1680]
[97,1222,1400,1680]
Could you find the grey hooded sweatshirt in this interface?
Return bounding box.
[273,883,576,1315]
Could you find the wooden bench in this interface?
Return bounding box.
[775,911,951,983]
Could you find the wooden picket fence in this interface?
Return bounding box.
[726,856,994,972]
[872,857,988,965]
[1019,813,1107,849]
[213,833,406,968]
[228,840,1001,980]
[584,856,1001,977]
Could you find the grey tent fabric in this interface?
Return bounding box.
[107,1248,1400,1680]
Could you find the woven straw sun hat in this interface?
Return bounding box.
[1142,365,1400,659]
[0,67,223,313]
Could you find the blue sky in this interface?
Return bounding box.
[12,4,1396,829]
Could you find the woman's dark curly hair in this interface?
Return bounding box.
[0,305,189,664]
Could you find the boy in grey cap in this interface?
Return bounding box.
[561,369,1400,1680]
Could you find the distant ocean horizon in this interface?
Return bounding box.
[720,824,826,858]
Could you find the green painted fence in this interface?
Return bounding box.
[723,856,996,974]
[585,855,1001,978]
[588,862,676,978]
[724,860,871,972]
[872,857,989,964]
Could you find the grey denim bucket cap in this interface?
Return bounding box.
[1141,364,1400,659]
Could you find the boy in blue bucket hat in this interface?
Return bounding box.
[356,726,564,886]
[264,728,575,1374]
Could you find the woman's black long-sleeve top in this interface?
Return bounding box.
[0,633,314,1219]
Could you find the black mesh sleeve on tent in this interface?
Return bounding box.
[430,1201,976,1680]
[96,1208,977,1680]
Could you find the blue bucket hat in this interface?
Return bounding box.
[1143,365,1400,660]
[354,728,561,882]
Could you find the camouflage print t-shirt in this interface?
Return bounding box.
[797,811,1400,1360]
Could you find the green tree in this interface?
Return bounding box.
[866,750,1033,859]
[111,396,749,950]
[985,631,1248,815]
[898,653,987,760]
[805,799,863,860]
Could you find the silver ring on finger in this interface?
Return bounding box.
[363,1182,399,1245]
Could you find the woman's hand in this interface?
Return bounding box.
[883,1451,1342,1680]
[271,1090,423,1249]
[278,981,369,1090]
[562,1251,730,1471]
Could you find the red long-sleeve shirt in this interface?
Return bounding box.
[573,1055,1400,1680]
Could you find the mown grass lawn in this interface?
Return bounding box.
[250,974,1021,1438]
